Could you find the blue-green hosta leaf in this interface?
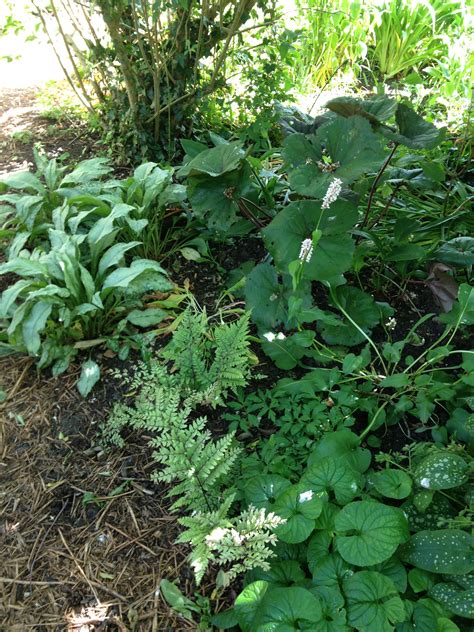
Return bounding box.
[310,586,348,632]
[244,474,292,511]
[429,581,474,619]
[413,451,468,490]
[102,259,168,289]
[0,280,36,317]
[246,560,306,587]
[126,308,168,328]
[335,501,409,566]
[283,116,387,198]
[22,301,53,354]
[301,458,360,505]
[1,170,45,193]
[178,142,244,177]
[77,359,101,397]
[381,104,445,149]
[435,237,474,266]
[61,157,112,184]
[97,242,141,278]
[344,571,405,632]
[400,530,474,575]
[372,469,413,499]
[308,430,371,474]
[312,554,352,589]
[0,258,49,279]
[274,484,327,544]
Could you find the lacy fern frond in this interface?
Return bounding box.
[162,307,208,391]
[150,415,241,512]
[207,312,252,400]
[178,503,285,585]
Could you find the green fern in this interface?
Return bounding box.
[103,310,282,585]
[150,415,241,512]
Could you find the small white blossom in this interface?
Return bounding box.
[298,490,314,503]
[205,527,228,545]
[322,177,343,209]
[263,332,276,342]
[385,317,397,331]
[299,238,314,263]
[84,366,96,378]
[276,332,286,340]
[269,293,278,302]
[420,478,431,489]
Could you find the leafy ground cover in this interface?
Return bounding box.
[0,11,473,630]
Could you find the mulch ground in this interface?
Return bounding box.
[0,88,210,631]
[0,355,210,631]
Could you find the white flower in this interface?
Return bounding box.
[205,527,228,545]
[420,478,431,488]
[385,317,397,331]
[322,177,343,209]
[299,238,314,263]
[263,332,276,342]
[298,490,314,503]
[276,332,286,340]
[84,366,96,378]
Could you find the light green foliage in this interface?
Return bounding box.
[0,211,172,390]
[105,310,281,584]
[0,151,188,261]
[162,307,252,405]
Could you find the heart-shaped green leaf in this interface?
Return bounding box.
[335,501,409,566]
[344,571,405,631]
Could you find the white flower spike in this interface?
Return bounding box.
[299,238,314,263]
[322,177,343,209]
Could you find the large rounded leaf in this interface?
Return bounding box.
[310,586,348,632]
[246,560,306,587]
[344,571,405,631]
[274,484,327,544]
[372,469,413,499]
[234,580,271,631]
[335,501,409,566]
[399,529,474,575]
[301,458,360,505]
[245,262,293,330]
[258,586,323,629]
[380,103,445,149]
[244,474,292,510]
[312,554,352,588]
[435,237,474,266]
[308,429,371,474]
[413,451,468,490]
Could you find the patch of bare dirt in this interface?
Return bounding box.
[0,87,100,177]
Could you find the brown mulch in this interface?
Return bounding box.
[0,357,210,631]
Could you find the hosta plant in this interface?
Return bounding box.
[0,151,189,262]
[0,204,174,395]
